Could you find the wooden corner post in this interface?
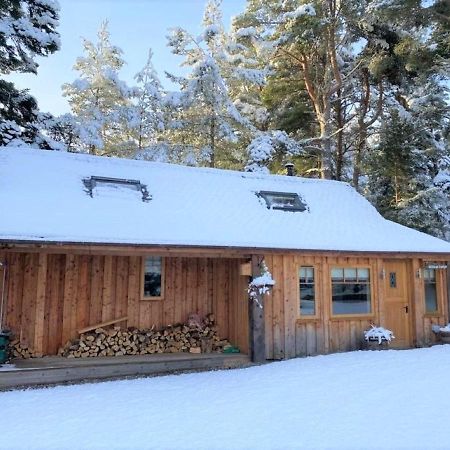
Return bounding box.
[447,262,450,323]
[249,256,266,363]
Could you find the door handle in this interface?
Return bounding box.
[403,305,408,314]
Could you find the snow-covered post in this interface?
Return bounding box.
[248,257,275,363]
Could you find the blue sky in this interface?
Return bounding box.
[7,0,246,115]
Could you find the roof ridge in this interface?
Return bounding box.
[1,146,348,186]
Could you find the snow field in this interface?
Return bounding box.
[1,345,450,449]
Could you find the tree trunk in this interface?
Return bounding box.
[209,117,216,168]
[319,109,333,180]
[335,92,344,181]
[352,126,366,191]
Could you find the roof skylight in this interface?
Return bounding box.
[83,176,151,202]
[257,191,307,212]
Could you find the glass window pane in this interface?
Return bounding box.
[300,283,315,315]
[259,191,307,212]
[331,268,344,280]
[357,268,369,281]
[424,269,436,281]
[299,266,315,316]
[344,268,357,281]
[332,282,371,315]
[425,282,438,313]
[144,256,162,297]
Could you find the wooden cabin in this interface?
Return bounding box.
[1,148,450,363]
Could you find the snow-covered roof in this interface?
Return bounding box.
[2,147,450,254]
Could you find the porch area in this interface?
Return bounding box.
[0,352,251,390]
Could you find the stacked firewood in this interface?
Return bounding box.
[10,340,35,359]
[59,313,230,358]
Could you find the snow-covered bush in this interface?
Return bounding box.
[364,325,395,344]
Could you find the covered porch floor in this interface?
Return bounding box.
[0,352,251,390]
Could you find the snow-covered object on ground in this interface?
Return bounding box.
[2,346,450,449]
[364,325,395,344]
[439,324,450,332]
[1,148,450,253]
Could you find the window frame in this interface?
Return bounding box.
[423,267,443,317]
[330,265,374,319]
[140,256,165,301]
[83,175,151,202]
[298,265,319,320]
[257,191,307,212]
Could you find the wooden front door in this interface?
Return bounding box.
[383,260,411,348]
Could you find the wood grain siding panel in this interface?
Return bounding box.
[0,253,244,355]
[283,255,297,359]
[21,253,39,348]
[76,255,90,334]
[127,256,140,328]
[6,249,442,359]
[4,253,24,336]
[33,253,48,355]
[101,255,114,322]
[115,256,129,329]
[62,254,77,344]
[45,254,64,355]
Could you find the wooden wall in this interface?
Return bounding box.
[264,254,449,360]
[411,258,449,347]
[0,252,249,356]
[1,248,447,361]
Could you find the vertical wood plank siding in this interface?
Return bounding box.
[0,250,447,359]
[0,252,249,356]
[265,254,449,359]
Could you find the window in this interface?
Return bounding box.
[331,268,371,315]
[257,191,307,212]
[142,256,163,299]
[299,267,316,316]
[83,176,151,202]
[424,268,438,313]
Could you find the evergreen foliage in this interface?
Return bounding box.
[62,21,135,156]
[132,50,166,156]
[0,0,60,147]
[164,0,254,168]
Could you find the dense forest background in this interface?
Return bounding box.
[1,0,450,238]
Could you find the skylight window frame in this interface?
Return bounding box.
[83,176,151,202]
[257,190,307,212]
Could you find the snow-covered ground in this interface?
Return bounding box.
[1,346,450,450]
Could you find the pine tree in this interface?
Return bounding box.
[232,0,449,184]
[0,0,60,147]
[62,21,134,156]
[131,50,166,159]
[165,0,253,168]
[366,107,449,238]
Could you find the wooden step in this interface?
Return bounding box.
[0,353,251,390]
